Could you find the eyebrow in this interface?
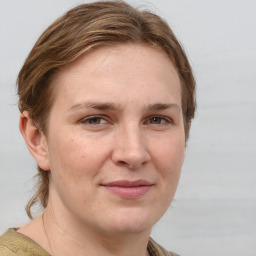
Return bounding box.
[69,102,120,111]
[69,102,180,112]
[147,103,180,112]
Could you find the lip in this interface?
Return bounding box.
[101,180,153,199]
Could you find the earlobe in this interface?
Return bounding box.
[19,111,50,171]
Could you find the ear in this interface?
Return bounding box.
[19,111,50,171]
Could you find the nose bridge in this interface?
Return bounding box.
[123,123,143,151]
[112,122,150,168]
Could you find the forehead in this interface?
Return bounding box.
[52,43,181,108]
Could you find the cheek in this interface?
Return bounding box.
[47,135,94,205]
[47,134,85,183]
[152,134,185,195]
[153,134,185,170]
[47,132,110,185]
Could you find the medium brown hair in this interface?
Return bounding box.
[17,0,196,218]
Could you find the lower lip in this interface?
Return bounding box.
[103,186,151,199]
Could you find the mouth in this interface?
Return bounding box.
[101,180,153,199]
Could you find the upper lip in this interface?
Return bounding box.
[102,180,153,187]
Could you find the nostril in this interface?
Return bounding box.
[112,139,151,169]
[117,160,130,167]
[116,160,147,169]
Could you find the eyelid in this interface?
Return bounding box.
[80,115,109,125]
[144,115,173,125]
[79,114,173,126]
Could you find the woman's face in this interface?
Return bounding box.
[43,44,185,235]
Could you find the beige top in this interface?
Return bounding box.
[0,229,179,256]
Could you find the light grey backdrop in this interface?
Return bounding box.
[0,1,255,256]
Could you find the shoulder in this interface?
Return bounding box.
[148,237,180,256]
[0,229,50,256]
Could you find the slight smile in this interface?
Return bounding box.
[101,180,153,199]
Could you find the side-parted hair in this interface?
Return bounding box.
[17,0,196,218]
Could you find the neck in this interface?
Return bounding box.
[42,205,151,256]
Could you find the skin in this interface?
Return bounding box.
[19,44,185,256]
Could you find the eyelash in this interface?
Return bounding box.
[80,116,108,126]
[80,115,172,127]
[146,116,172,125]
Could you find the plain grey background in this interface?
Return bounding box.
[0,1,256,256]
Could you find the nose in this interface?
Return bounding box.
[112,125,150,169]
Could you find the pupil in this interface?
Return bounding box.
[89,117,100,124]
[151,117,160,124]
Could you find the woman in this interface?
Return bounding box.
[0,1,195,255]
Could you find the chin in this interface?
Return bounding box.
[102,208,159,235]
